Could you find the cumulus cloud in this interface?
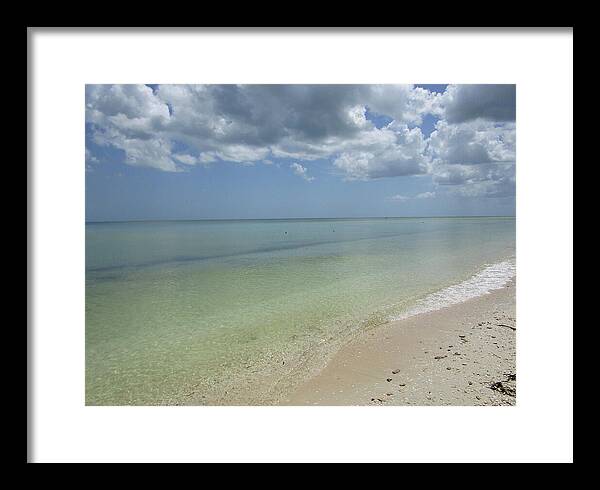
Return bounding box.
[85,84,515,198]
[290,163,315,182]
[332,123,429,180]
[432,162,516,198]
[362,85,441,125]
[86,84,436,174]
[87,85,177,171]
[85,148,98,164]
[389,194,410,202]
[173,153,199,165]
[440,84,516,123]
[427,116,516,198]
[85,148,99,172]
[389,191,436,202]
[454,176,515,198]
[428,119,516,166]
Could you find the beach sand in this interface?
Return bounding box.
[281,279,516,406]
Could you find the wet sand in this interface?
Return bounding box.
[282,280,516,406]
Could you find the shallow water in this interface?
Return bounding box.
[86,217,515,405]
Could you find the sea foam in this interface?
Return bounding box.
[391,259,516,321]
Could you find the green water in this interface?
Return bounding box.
[85,217,515,405]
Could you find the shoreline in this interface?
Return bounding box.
[281,279,516,406]
[86,217,515,406]
[88,261,516,406]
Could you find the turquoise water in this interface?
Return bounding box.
[85,217,516,405]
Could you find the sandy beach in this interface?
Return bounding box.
[282,279,516,406]
[86,218,516,406]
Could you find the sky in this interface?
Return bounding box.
[85,84,516,221]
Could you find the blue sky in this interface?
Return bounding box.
[86,84,516,221]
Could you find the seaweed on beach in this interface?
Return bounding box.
[488,373,516,397]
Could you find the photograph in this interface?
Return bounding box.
[29,28,573,463]
[85,84,517,406]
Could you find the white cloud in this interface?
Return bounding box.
[361,85,441,125]
[440,84,516,123]
[85,148,98,172]
[215,145,270,165]
[173,153,199,165]
[428,120,516,166]
[86,84,437,173]
[389,194,410,202]
[198,152,218,164]
[449,175,516,198]
[85,84,515,199]
[333,124,429,180]
[389,191,436,202]
[86,84,170,122]
[426,117,516,198]
[85,148,98,164]
[432,162,515,198]
[87,85,178,172]
[290,163,315,182]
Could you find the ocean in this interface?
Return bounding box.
[85,217,516,405]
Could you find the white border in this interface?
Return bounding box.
[30,28,573,463]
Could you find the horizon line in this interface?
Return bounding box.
[86,215,516,224]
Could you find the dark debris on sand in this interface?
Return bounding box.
[488,373,517,397]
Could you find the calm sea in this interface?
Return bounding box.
[86,217,516,405]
